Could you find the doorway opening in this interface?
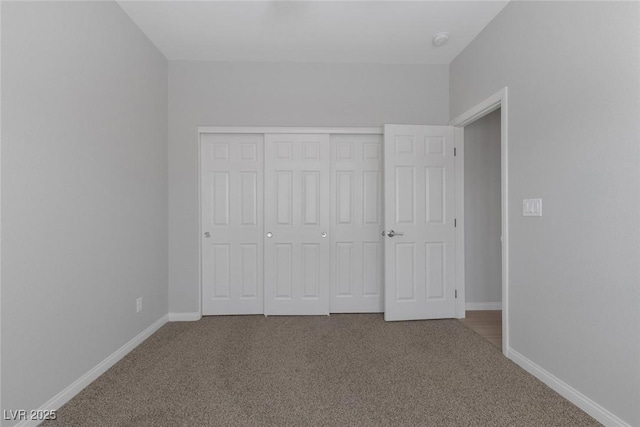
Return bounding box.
[451,87,509,355]
[459,108,502,350]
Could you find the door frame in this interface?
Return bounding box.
[197,126,383,318]
[450,87,510,356]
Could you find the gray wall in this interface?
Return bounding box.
[1,2,168,422]
[451,1,640,424]
[168,61,449,313]
[464,109,501,305]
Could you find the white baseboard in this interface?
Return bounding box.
[16,315,169,427]
[168,312,201,322]
[465,302,502,310]
[508,348,630,427]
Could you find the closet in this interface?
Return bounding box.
[200,126,457,319]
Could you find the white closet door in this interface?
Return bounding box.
[201,134,264,315]
[330,134,384,312]
[383,125,456,321]
[264,134,330,315]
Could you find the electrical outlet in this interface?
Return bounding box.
[136,297,143,313]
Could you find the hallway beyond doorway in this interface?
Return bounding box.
[459,310,502,351]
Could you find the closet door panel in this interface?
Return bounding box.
[264,134,330,315]
[201,133,264,315]
[330,134,384,313]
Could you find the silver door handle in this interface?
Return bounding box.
[266,232,273,238]
[204,232,211,238]
[321,232,327,238]
[387,230,404,237]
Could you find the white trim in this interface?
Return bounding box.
[454,127,465,319]
[0,1,4,416]
[450,90,504,127]
[168,312,202,322]
[15,315,169,427]
[450,87,509,356]
[198,126,383,135]
[197,129,203,318]
[509,348,631,427]
[465,302,502,311]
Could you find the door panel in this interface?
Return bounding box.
[384,125,456,321]
[240,244,259,298]
[302,244,320,297]
[276,171,293,225]
[426,242,445,299]
[362,242,382,296]
[201,134,264,315]
[395,243,415,301]
[330,134,384,313]
[275,244,293,298]
[396,166,415,224]
[302,172,320,225]
[264,134,330,315]
[240,173,258,226]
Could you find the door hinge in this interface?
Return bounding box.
[455,289,458,299]
[454,218,457,227]
[454,147,457,156]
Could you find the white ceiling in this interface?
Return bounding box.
[118,1,509,65]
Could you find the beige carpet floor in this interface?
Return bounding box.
[43,314,599,426]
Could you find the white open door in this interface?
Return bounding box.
[264,134,331,315]
[383,125,456,321]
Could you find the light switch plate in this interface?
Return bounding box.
[523,199,542,216]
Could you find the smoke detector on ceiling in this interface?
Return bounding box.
[432,32,450,47]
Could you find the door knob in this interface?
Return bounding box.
[266,232,273,238]
[204,232,211,238]
[321,232,327,238]
[387,230,404,238]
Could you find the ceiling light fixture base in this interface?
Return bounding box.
[432,32,450,47]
